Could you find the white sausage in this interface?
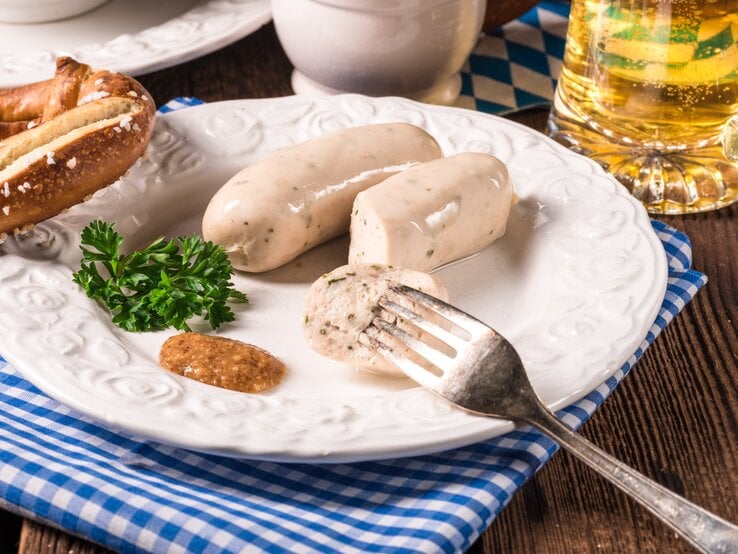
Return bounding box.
[303,263,448,377]
[348,152,513,272]
[202,123,442,272]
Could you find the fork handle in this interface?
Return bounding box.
[527,409,738,553]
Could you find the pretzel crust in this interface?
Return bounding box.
[0,57,155,235]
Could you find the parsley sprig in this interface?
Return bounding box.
[72,220,247,332]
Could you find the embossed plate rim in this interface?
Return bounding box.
[0,0,271,87]
[0,95,668,462]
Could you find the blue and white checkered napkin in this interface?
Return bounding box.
[458,0,571,114]
[0,214,706,553]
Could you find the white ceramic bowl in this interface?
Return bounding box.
[272,0,486,105]
[0,0,108,23]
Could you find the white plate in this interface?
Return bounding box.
[0,96,667,463]
[0,0,271,87]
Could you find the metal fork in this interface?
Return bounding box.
[359,283,738,554]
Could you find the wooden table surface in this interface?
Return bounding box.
[1,22,736,554]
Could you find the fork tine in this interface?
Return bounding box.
[377,297,466,352]
[369,316,455,372]
[387,283,490,335]
[359,324,442,390]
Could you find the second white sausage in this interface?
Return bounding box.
[348,152,513,272]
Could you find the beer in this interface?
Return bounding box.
[548,0,738,213]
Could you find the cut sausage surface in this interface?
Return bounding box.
[303,263,448,377]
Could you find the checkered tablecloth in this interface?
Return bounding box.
[457,0,571,113]
[0,4,710,553]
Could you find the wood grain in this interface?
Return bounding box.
[18,520,111,554]
[1,22,736,554]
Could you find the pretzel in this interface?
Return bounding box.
[0,57,155,235]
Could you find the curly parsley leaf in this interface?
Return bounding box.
[72,220,247,332]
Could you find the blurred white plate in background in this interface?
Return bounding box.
[0,0,271,87]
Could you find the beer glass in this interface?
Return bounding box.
[548,0,738,214]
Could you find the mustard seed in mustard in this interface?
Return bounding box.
[159,333,285,393]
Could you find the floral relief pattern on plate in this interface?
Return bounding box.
[0,96,667,462]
